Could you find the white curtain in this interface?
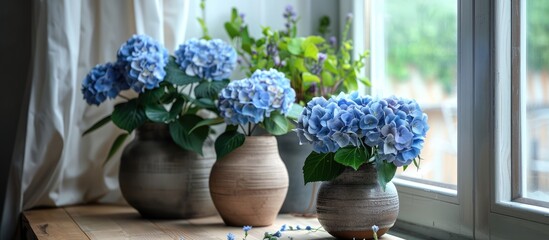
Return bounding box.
[1,0,189,239]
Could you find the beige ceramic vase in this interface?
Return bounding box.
[317,164,399,239]
[209,136,289,227]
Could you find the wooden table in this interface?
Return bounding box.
[22,205,403,240]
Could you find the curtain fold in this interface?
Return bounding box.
[1,0,189,239]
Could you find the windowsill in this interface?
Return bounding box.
[22,204,405,240]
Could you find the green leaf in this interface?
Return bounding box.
[192,98,216,109]
[168,97,186,119]
[344,70,359,91]
[215,130,245,160]
[111,100,147,133]
[169,115,209,155]
[334,147,368,170]
[302,72,320,83]
[324,58,338,74]
[83,115,111,136]
[321,71,335,86]
[190,117,225,133]
[303,152,345,184]
[241,26,253,53]
[263,112,290,135]
[230,8,238,22]
[139,87,165,104]
[286,103,304,120]
[294,58,307,72]
[376,160,397,191]
[257,59,268,69]
[225,22,240,39]
[144,104,170,123]
[304,44,319,59]
[358,77,371,87]
[164,56,202,85]
[194,80,230,99]
[104,133,129,165]
[304,36,325,45]
[288,38,303,55]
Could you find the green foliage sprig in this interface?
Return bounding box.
[224,8,370,104]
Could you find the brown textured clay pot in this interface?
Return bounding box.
[209,136,289,227]
[119,123,217,219]
[317,164,399,239]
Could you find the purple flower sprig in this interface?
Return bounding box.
[283,5,298,37]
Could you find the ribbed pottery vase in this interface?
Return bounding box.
[209,136,289,227]
[317,164,399,239]
[119,123,217,219]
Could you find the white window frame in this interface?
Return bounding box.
[348,0,549,238]
[347,0,474,238]
[490,0,549,238]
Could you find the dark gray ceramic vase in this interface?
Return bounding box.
[276,132,317,214]
[317,164,399,239]
[119,123,217,219]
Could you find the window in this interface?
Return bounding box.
[356,0,549,238]
[375,0,458,187]
[360,0,471,238]
[519,0,549,205]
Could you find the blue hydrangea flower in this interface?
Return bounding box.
[273,231,282,237]
[226,233,235,240]
[296,92,429,167]
[305,226,312,230]
[280,224,287,232]
[372,225,379,233]
[82,62,128,105]
[117,34,169,92]
[218,69,296,125]
[374,96,429,166]
[174,38,237,81]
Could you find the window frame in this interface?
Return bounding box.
[491,0,549,232]
[355,0,474,238]
[353,0,549,238]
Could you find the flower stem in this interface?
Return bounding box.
[250,124,259,136]
[239,124,247,135]
[118,94,130,101]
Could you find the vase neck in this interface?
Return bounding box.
[136,123,171,140]
[332,164,378,185]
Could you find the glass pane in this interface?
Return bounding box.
[381,0,458,186]
[523,0,549,202]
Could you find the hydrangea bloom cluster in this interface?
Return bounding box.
[117,34,169,92]
[81,62,128,105]
[218,69,296,125]
[296,92,429,167]
[174,38,237,81]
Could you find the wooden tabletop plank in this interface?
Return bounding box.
[23,208,89,240]
[24,205,404,240]
[64,205,172,240]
